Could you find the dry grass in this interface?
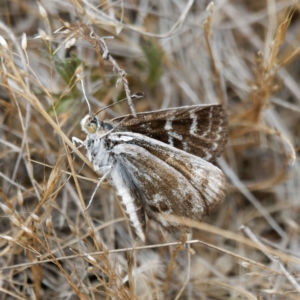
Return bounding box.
[0,1,300,299]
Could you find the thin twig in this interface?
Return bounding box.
[0,238,281,273]
[218,158,286,238]
[203,3,226,106]
[89,30,137,117]
[241,225,300,294]
[175,233,192,300]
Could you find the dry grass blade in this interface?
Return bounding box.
[0,1,300,299]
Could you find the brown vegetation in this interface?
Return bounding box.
[0,1,300,299]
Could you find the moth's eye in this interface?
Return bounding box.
[86,118,98,134]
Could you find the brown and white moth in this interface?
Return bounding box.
[74,104,227,241]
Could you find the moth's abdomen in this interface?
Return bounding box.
[109,165,146,241]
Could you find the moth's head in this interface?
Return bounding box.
[80,115,101,135]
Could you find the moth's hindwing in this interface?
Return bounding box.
[112,104,227,162]
[110,132,227,230]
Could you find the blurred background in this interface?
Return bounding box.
[0,0,300,299]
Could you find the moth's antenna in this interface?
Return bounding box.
[93,92,145,117]
[79,75,91,115]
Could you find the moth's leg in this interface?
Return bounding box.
[58,137,84,158]
[77,162,86,174]
[84,166,112,210]
[71,137,86,170]
[72,137,84,147]
[74,138,87,172]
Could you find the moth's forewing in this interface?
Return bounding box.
[112,104,227,161]
[116,132,227,213]
[110,133,226,230]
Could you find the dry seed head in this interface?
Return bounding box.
[62,21,70,27]
[206,2,214,12]
[21,33,27,51]
[188,248,196,255]
[17,188,23,206]
[0,36,8,49]
[118,263,124,277]
[65,37,76,49]
[10,216,21,227]
[37,3,47,18]
[1,57,7,72]
[240,261,251,268]
[285,219,299,231]
[36,28,49,40]
[75,65,83,75]
[261,289,276,294]
[21,224,33,235]
[0,203,13,215]
[46,217,53,230]
[0,234,14,242]
[30,213,40,223]
[115,24,123,36]
[86,254,97,264]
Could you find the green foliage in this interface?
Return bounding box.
[48,54,82,115]
[54,54,81,86]
[142,40,164,87]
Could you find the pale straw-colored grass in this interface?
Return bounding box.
[0,1,300,299]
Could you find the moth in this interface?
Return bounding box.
[74,104,227,241]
